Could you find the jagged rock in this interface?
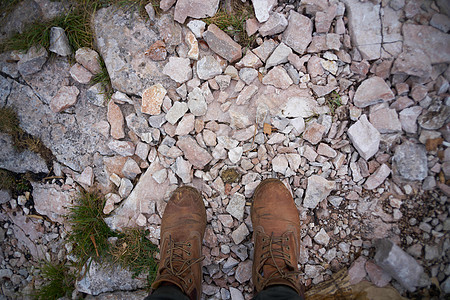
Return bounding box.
[32,182,76,224]
[107,101,125,139]
[282,11,312,55]
[342,0,381,60]
[353,77,395,108]
[196,55,222,80]
[348,115,380,160]
[188,87,207,116]
[76,260,147,295]
[49,27,71,56]
[177,136,212,168]
[0,133,49,174]
[364,164,391,190]
[258,12,288,37]
[399,106,422,133]
[162,57,192,83]
[417,99,450,130]
[0,0,43,42]
[93,6,175,96]
[17,45,48,76]
[174,0,220,23]
[50,85,80,113]
[393,142,427,181]
[226,192,245,221]
[145,40,167,61]
[374,239,429,292]
[7,80,111,172]
[125,113,152,143]
[252,0,277,23]
[105,160,170,231]
[392,49,432,78]
[262,66,293,89]
[403,24,450,64]
[369,108,402,133]
[70,63,93,84]
[86,83,107,107]
[203,24,242,63]
[303,175,335,209]
[75,47,101,74]
[141,84,167,115]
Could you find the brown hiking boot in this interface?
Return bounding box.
[151,186,206,300]
[251,178,304,297]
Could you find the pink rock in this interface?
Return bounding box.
[315,4,337,33]
[365,260,392,287]
[69,63,93,84]
[246,18,260,36]
[261,66,293,89]
[107,140,135,156]
[353,76,395,108]
[282,11,313,54]
[76,166,94,186]
[107,101,125,139]
[160,0,176,11]
[235,50,263,69]
[235,260,252,283]
[122,158,142,180]
[364,164,391,190]
[303,122,326,145]
[103,156,128,177]
[348,256,368,285]
[307,56,324,77]
[141,84,166,115]
[203,24,242,62]
[50,86,80,113]
[369,108,402,133]
[174,0,220,23]
[32,182,76,224]
[75,47,101,74]
[176,136,213,168]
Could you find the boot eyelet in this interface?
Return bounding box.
[187,242,191,247]
[286,237,289,241]
[262,238,266,242]
[188,278,192,283]
[187,251,191,256]
[286,246,290,250]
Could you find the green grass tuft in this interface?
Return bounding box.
[110,228,159,286]
[0,107,54,164]
[34,261,76,300]
[325,91,342,115]
[90,56,113,100]
[67,192,115,269]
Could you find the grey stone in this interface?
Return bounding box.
[265,42,293,69]
[6,80,111,172]
[303,175,335,209]
[314,228,330,246]
[49,27,71,56]
[187,20,206,38]
[282,11,312,55]
[0,133,49,174]
[430,13,450,32]
[258,12,288,37]
[196,56,222,80]
[0,0,42,42]
[231,223,249,244]
[348,115,380,160]
[126,113,152,143]
[253,39,278,62]
[399,106,422,134]
[342,0,381,60]
[0,75,12,107]
[174,0,220,23]
[375,239,430,292]
[262,66,293,89]
[393,142,427,181]
[93,6,175,96]
[392,49,432,78]
[76,260,147,295]
[417,99,450,130]
[239,68,258,85]
[86,83,107,107]
[226,192,246,221]
[165,101,188,125]
[17,45,48,76]
[50,86,80,113]
[187,87,207,116]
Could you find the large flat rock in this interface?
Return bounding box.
[342,0,381,60]
[93,6,175,96]
[6,76,112,173]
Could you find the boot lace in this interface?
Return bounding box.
[257,233,301,284]
[162,236,204,287]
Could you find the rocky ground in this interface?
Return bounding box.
[0,0,450,299]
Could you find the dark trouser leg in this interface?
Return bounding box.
[144,285,190,300]
[253,285,305,300]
